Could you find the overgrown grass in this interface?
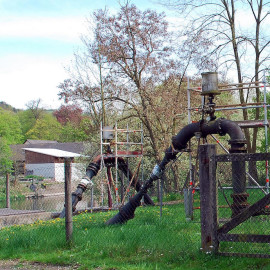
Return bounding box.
[0,204,270,269]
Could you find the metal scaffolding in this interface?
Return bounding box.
[100,122,144,207]
[187,73,270,197]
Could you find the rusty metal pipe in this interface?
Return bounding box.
[106,118,246,225]
[60,154,154,218]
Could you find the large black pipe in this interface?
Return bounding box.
[60,154,154,218]
[106,118,246,225]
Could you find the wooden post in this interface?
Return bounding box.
[64,158,73,243]
[199,144,219,253]
[6,173,10,208]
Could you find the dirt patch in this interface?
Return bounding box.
[0,260,79,270]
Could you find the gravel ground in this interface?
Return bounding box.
[0,260,79,270]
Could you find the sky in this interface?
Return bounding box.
[0,0,163,110]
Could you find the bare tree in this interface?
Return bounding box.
[25,98,44,120]
[160,0,270,155]
[87,2,212,161]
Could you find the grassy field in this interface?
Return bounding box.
[0,204,270,269]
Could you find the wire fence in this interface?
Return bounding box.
[1,150,270,259]
[214,153,270,257]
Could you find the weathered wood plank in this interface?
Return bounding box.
[199,144,218,253]
[215,153,270,162]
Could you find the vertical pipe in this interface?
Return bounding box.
[211,134,266,194]
[100,122,104,208]
[115,122,119,203]
[6,173,10,208]
[229,144,248,216]
[126,123,130,202]
[141,122,144,184]
[100,122,103,157]
[263,70,269,193]
[107,167,113,208]
[64,158,73,243]
[187,77,193,219]
[140,122,144,204]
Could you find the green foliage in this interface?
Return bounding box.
[17,110,37,140]
[26,114,62,141]
[0,205,269,269]
[0,176,26,201]
[24,175,44,181]
[60,122,89,142]
[0,108,23,144]
[0,138,13,174]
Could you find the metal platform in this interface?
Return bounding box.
[0,208,51,228]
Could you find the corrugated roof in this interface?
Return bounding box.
[23,148,83,158]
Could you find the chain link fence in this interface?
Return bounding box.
[215,153,270,257]
[2,148,270,261]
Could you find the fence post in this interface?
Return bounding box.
[64,158,73,243]
[6,173,10,208]
[199,144,218,253]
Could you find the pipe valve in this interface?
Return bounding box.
[151,164,162,180]
[79,176,94,190]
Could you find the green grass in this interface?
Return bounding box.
[0,178,26,202]
[0,204,270,269]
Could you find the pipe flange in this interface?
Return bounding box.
[228,139,247,153]
[87,162,100,174]
[228,139,247,145]
[231,192,249,202]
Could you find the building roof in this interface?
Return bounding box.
[23,148,83,158]
[24,139,58,144]
[10,142,88,161]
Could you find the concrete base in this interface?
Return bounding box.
[0,209,52,228]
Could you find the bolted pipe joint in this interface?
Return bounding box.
[150,164,162,180]
[228,139,247,153]
[77,176,94,190]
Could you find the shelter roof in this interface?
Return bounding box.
[23,148,83,158]
[10,142,88,161]
[24,139,58,144]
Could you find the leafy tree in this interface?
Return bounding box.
[26,114,62,141]
[0,101,19,113]
[17,109,37,140]
[53,104,83,127]
[0,138,13,175]
[57,3,215,191]
[0,108,23,144]
[60,122,89,142]
[17,99,47,140]
[60,3,179,161]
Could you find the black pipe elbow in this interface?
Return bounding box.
[159,118,246,169]
[219,119,246,153]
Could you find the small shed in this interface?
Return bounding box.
[23,148,85,182]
